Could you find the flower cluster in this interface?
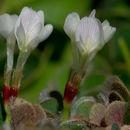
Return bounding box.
[0,8,116,114]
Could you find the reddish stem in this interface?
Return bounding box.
[63,82,78,104]
[9,87,19,98]
[3,85,10,104]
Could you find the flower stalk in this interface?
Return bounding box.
[63,69,84,121]
[62,100,71,121]
[3,85,11,125]
[10,50,29,98]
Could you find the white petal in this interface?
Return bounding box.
[102,20,116,43]
[39,24,53,42]
[28,24,53,50]
[89,9,96,17]
[0,14,18,38]
[27,22,42,43]
[19,7,42,34]
[102,20,110,27]
[96,19,104,49]
[64,12,80,40]
[15,21,26,51]
[37,10,44,25]
[19,7,37,30]
[76,17,103,53]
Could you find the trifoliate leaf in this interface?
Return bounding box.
[89,103,106,126]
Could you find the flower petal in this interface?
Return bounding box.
[64,12,80,40]
[19,7,37,31]
[15,20,26,51]
[37,10,44,25]
[27,22,42,43]
[102,20,116,43]
[28,24,53,50]
[39,24,53,42]
[76,17,103,54]
[102,20,109,27]
[0,14,18,38]
[89,9,96,18]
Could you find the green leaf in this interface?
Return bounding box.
[71,96,95,120]
[105,101,126,126]
[104,76,130,102]
[40,98,58,114]
[89,103,106,126]
[10,98,46,129]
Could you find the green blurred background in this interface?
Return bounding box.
[0,0,130,103]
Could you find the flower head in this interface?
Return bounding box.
[64,10,116,57]
[15,7,53,52]
[64,10,116,71]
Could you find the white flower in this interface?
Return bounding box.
[64,10,116,56]
[0,14,18,39]
[15,7,53,52]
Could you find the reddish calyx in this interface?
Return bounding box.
[10,87,19,98]
[3,85,10,103]
[3,85,19,104]
[63,82,78,104]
